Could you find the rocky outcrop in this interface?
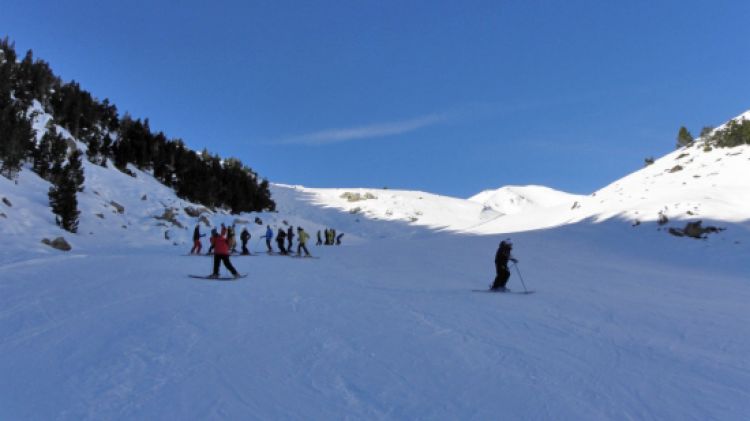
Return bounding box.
[155,207,184,228]
[109,201,125,214]
[668,220,724,239]
[184,206,209,217]
[42,237,72,251]
[340,192,377,202]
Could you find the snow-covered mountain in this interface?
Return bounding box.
[4,106,749,254]
[468,185,583,215]
[578,142,750,223]
[1,108,750,420]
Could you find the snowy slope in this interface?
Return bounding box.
[1,218,748,420]
[576,143,750,224]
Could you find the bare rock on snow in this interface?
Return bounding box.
[141,194,148,201]
[2,197,11,207]
[42,237,72,251]
[184,206,209,217]
[668,220,725,239]
[109,201,125,214]
[155,208,184,228]
[340,192,377,202]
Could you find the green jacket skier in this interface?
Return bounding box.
[297,227,311,257]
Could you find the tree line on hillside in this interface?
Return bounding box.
[0,38,274,232]
[675,118,750,149]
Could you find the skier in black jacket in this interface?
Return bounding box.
[240,228,251,255]
[287,226,294,254]
[276,228,287,254]
[491,240,517,291]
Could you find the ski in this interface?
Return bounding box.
[251,251,320,259]
[189,273,248,281]
[472,289,535,295]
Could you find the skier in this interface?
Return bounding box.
[316,230,322,246]
[326,228,334,245]
[227,225,237,254]
[336,232,344,245]
[331,229,337,246]
[276,227,287,254]
[264,225,273,253]
[207,228,218,254]
[491,239,518,291]
[240,227,251,255]
[287,226,294,254]
[297,227,311,257]
[190,224,205,254]
[209,228,240,279]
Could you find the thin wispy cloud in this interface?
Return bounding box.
[277,113,448,145]
[272,90,612,147]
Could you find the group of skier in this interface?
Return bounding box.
[263,225,312,257]
[188,223,240,279]
[191,223,253,256]
[191,220,521,291]
[317,228,343,245]
[191,223,326,258]
[190,222,333,279]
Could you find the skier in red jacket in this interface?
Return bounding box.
[209,228,240,279]
[190,224,205,254]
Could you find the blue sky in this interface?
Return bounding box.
[3,0,749,197]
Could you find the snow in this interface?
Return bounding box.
[1,108,750,419]
[1,220,748,419]
[468,185,583,214]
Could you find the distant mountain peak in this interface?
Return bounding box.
[468,185,583,215]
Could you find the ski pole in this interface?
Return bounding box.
[512,262,529,293]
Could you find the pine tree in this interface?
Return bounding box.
[84,128,103,165]
[0,105,35,179]
[48,148,84,233]
[49,167,80,233]
[699,126,714,139]
[32,129,53,179]
[68,148,84,192]
[676,126,694,148]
